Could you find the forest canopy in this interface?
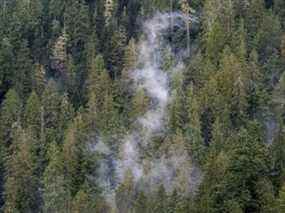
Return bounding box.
[0,0,285,212]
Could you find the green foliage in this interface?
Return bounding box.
[87,54,120,134]
[278,183,285,212]
[0,0,284,212]
[43,143,70,213]
[4,128,40,213]
[0,89,21,147]
[24,91,41,135]
[115,170,136,213]
[203,20,226,63]
[63,113,91,196]
[105,26,127,78]
[41,80,64,144]
[130,89,149,121]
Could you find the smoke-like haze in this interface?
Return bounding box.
[117,12,201,190]
[92,12,201,206]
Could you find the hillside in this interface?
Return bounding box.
[0,0,285,212]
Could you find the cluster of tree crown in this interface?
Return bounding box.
[0,0,285,212]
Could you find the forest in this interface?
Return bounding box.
[0,0,285,212]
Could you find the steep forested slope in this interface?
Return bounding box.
[0,0,285,212]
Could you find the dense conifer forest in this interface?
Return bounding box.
[0,0,285,212]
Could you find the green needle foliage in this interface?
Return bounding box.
[0,0,284,212]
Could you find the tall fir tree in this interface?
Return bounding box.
[4,127,40,213]
[0,89,21,147]
[43,143,71,213]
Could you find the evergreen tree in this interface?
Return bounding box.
[0,38,14,98]
[203,0,235,39]
[281,34,285,59]
[122,38,137,79]
[0,1,284,212]
[0,138,4,209]
[180,0,193,55]
[115,170,135,213]
[278,182,285,212]
[64,0,90,58]
[273,72,285,124]
[221,122,270,212]
[185,85,205,163]
[49,0,65,30]
[105,26,127,79]
[13,41,34,100]
[133,191,148,213]
[254,10,281,59]
[62,112,93,197]
[0,89,21,147]
[43,143,71,213]
[51,29,68,70]
[87,54,120,133]
[71,185,97,213]
[169,72,185,133]
[4,128,40,213]
[245,0,266,47]
[87,55,110,116]
[41,80,62,145]
[129,88,149,121]
[274,0,285,29]
[256,178,277,213]
[119,38,138,120]
[64,0,90,106]
[203,20,226,63]
[216,48,249,126]
[24,91,41,136]
[152,185,168,213]
[33,63,46,96]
